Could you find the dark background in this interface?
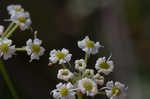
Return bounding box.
[0,0,150,99]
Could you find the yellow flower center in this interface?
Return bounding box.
[112,88,121,96]
[15,8,22,12]
[60,88,69,96]
[86,40,94,48]
[18,17,26,23]
[0,43,9,53]
[56,52,65,59]
[62,71,68,76]
[32,44,40,53]
[83,81,93,91]
[100,62,109,69]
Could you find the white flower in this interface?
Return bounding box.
[51,82,76,99]
[78,78,97,96]
[104,81,127,99]
[0,25,4,35]
[75,59,86,71]
[95,57,114,75]
[78,36,102,54]
[25,38,45,62]
[84,69,94,77]
[7,4,24,15]
[0,39,16,60]
[93,73,104,86]
[49,48,72,64]
[10,12,31,31]
[57,69,73,81]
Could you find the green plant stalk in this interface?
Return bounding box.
[77,93,83,99]
[97,91,106,95]
[16,48,26,52]
[5,24,19,38]
[0,59,18,99]
[1,22,15,39]
[84,53,88,64]
[61,63,66,68]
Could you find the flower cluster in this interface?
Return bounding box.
[7,4,31,30]
[49,36,127,99]
[0,4,45,61]
[0,4,127,99]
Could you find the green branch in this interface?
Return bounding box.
[0,59,18,99]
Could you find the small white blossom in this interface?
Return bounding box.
[57,69,73,81]
[84,69,94,77]
[95,57,114,75]
[10,12,31,31]
[78,78,98,96]
[78,36,102,54]
[51,82,76,99]
[25,38,45,62]
[0,25,4,35]
[104,81,127,99]
[93,73,104,86]
[75,59,86,71]
[49,48,72,64]
[7,4,24,15]
[0,39,16,60]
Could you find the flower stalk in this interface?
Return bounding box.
[16,48,26,51]
[77,93,83,99]
[0,59,18,99]
[5,24,19,38]
[1,22,15,39]
[84,53,88,64]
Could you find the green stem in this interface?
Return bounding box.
[61,63,66,68]
[77,93,83,99]
[5,24,19,38]
[97,91,106,95]
[0,59,18,99]
[1,22,15,39]
[16,48,26,52]
[84,53,88,64]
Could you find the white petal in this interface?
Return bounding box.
[3,39,12,46]
[0,25,4,35]
[25,46,32,55]
[50,49,57,56]
[33,38,42,45]
[61,48,69,54]
[39,47,45,56]
[30,53,39,61]
[3,53,12,60]
[105,90,112,97]
[26,39,32,46]
[56,83,63,89]
[106,81,114,89]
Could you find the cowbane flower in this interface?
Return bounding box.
[78,78,98,96]
[104,81,127,99]
[84,69,94,77]
[0,39,16,60]
[78,36,102,55]
[10,12,31,31]
[95,56,114,75]
[25,38,45,62]
[75,59,86,71]
[93,73,104,86]
[51,82,76,99]
[0,25,4,35]
[57,69,73,81]
[7,4,24,15]
[49,48,72,64]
